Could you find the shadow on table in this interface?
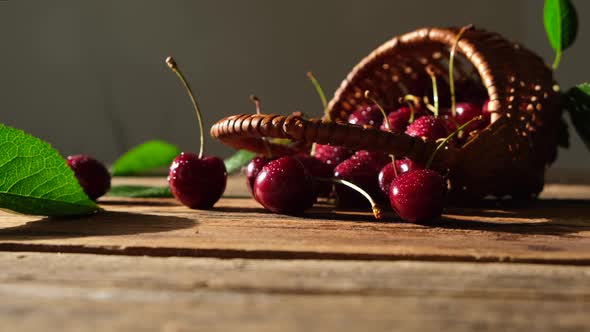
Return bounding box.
[437,199,590,236]
[0,211,196,240]
[306,199,590,236]
[99,199,178,207]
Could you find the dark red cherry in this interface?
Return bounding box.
[168,153,227,209]
[314,144,353,170]
[253,157,317,214]
[381,106,428,133]
[295,155,333,197]
[352,150,390,170]
[348,105,384,128]
[442,102,487,134]
[405,115,448,141]
[455,102,485,130]
[244,156,272,194]
[334,157,383,208]
[389,169,445,223]
[67,155,111,201]
[378,159,425,195]
[165,57,227,210]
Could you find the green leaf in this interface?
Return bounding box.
[107,185,172,198]
[112,140,181,176]
[557,115,570,148]
[0,124,99,216]
[544,0,578,69]
[224,150,256,174]
[565,83,590,150]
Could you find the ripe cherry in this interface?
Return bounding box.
[405,115,448,141]
[169,153,227,209]
[334,156,383,208]
[67,155,111,200]
[165,56,227,209]
[387,114,482,223]
[389,169,445,223]
[313,144,353,170]
[295,155,333,197]
[379,106,426,133]
[244,156,272,194]
[253,157,317,214]
[378,159,424,195]
[348,105,384,128]
[352,150,390,170]
[443,102,485,132]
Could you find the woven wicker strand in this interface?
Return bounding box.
[211,113,459,171]
[211,27,561,201]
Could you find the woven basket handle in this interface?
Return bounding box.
[210,113,459,171]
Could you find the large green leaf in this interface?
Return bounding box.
[111,140,181,176]
[565,83,590,150]
[544,0,578,69]
[224,150,256,174]
[107,185,172,198]
[0,124,99,216]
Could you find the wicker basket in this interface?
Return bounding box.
[211,27,562,201]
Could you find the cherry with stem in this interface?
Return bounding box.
[387,118,479,223]
[425,115,483,169]
[365,90,396,164]
[166,57,205,159]
[166,56,227,210]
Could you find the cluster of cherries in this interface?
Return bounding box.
[65,47,492,225]
[244,81,491,222]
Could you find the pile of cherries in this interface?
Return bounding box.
[64,52,493,226]
[245,86,492,223]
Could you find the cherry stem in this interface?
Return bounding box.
[250,95,273,158]
[250,94,262,114]
[425,66,439,117]
[310,143,318,157]
[308,71,329,157]
[364,90,392,131]
[391,154,398,177]
[402,94,420,123]
[316,178,383,220]
[425,115,483,169]
[365,90,396,165]
[307,71,329,121]
[166,56,205,159]
[449,25,474,117]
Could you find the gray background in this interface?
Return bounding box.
[0,0,588,173]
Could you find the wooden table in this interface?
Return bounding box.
[0,176,589,331]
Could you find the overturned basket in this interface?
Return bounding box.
[211,27,562,201]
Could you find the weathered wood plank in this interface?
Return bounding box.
[0,178,589,264]
[0,252,587,332]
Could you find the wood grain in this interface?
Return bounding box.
[0,177,588,264]
[0,252,587,332]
